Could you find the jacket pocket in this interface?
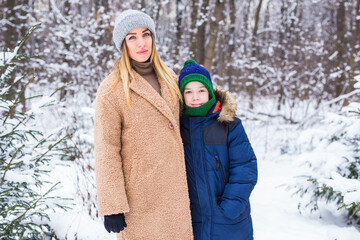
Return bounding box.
[214,203,250,224]
[215,155,226,183]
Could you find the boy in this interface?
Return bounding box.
[179,59,258,240]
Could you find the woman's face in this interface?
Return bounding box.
[125,26,152,62]
[183,81,209,107]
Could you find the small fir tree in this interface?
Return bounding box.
[291,105,360,226]
[0,24,73,239]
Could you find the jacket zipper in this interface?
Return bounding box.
[215,155,226,183]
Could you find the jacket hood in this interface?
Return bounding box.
[213,85,237,122]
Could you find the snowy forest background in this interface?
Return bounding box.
[1,0,360,239]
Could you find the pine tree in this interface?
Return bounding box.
[0,24,73,239]
[344,108,360,224]
[291,105,360,226]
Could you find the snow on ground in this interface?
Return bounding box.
[45,162,116,240]
[47,97,359,240]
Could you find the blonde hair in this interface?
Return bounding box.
[111,35,182,108]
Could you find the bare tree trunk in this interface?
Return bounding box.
[334,0,347,98]
[290,0,301,105]
[189,1,199,60]
[226,0,236,91]
[4,0,17,49]
[175,0,183,62]
[344,0,360,105]
[251,0,263,58]
[189,0,209,64]
[19,0,29,114]
[95,0,111,46]
[154,0,161,22]
[295,0,307,102]
[195,0,209,65]
[60,0,71,100]
[103,0,111,46]
[204,0,224,72]
[262,0,270,50]
[277,0,286,111]
[103,0,109,12]
[242,0,251,56]
[139,0,146,10]
[248,0,263,109]
[3,0,30,113]
[217,23,224,81]
[238,0,252,92]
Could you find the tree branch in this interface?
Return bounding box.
[1,144,25,184]
[13,182,61,227]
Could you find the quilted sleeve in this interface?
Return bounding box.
[219,119,258,220]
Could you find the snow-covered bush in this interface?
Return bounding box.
[0,24,74,239]
[289,99,360,225]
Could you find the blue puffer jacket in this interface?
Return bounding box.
[180,86,258,240]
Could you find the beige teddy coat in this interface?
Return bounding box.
[94,69,193,240]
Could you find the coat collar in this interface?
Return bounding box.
[130,70,177,123]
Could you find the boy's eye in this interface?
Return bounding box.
[199,89,206,93]
[184,91,192,94]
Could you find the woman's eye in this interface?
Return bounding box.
[185,91,192,94]
[128,36,136,40]
[143,32,150,37]
[200,89,206,93]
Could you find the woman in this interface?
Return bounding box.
[178,59,258,240]
[94,10,193,240]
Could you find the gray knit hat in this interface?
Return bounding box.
[113,9,156,55]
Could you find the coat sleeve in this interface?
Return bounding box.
[219,119,258,220]
[94,93,130,217]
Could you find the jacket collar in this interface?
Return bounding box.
[213,85,237,122]
[181,85,237,124]
[130,70,177,123]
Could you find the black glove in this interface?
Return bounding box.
[104,213,127,233]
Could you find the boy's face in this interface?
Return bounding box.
[183,81,209,107]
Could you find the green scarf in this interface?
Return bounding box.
[183,96,216,117]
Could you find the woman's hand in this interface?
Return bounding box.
[104,213,127,233]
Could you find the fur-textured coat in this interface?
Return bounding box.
[94,69,193,240]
